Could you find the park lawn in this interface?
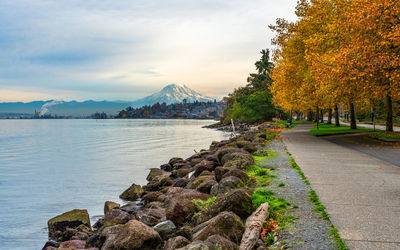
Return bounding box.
[310,123,375,136]
[370,131,400,139]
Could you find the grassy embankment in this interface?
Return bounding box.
[310,123,375,136]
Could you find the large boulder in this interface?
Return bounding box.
[99,224,123,250]
[160,163,173,172]
[146,168,165,181]
[192,211,245,244]
[222,169,249,183]
[196,179,218,194]
[221,152,253,166]
[173,178,190,188]
[112,220,162,250]
[205,235,238,250]
[153,220,176,239]
[235,140,259,153]
[104,201,120,214]
[120,202,142,214]
[176,241,213,250]
[58,240,86,249]
[143,176,173,192]
[186,176,213,190]
[195,189,254,225]
[216,148,248,164]
[173,162,191,170]
[119,183,143,201]
[163,236,190,250]
[135,207,166,226]
[193,160,215,177]
[141,191,166,204]
[47,209,91,239]
[210,176,244,196]
[214,167,230,182]
[166,198,198,226]
[103,208,131,227]
[169,157,186,166]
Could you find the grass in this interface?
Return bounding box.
[370,131,400,140]
[310,123,375,136]
[192,196,218,217]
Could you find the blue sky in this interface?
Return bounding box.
[0,0,297,102]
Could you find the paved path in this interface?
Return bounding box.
[340,120,400,132]
[282,124,400,250]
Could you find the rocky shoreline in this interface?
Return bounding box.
[42,123,279,250]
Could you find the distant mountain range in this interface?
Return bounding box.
[131,84,214,107]
[0,84,216,117]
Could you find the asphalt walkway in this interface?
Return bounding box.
[282,124,400,250]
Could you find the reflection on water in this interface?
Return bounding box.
[0,119,228,249]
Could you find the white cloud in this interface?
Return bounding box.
[0,0,298,101]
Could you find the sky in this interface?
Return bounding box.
[0,0,298,102]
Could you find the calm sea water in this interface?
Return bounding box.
[0,119,229,250]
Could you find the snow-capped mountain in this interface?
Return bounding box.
[131,84,215,107]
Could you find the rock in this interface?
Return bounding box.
[112,220,162,250]
[173,178,190,188]
[47,209,91,239]
[93,218,104,230]
[214,167,230,182]
[193,160,215,177]
[210,176,244,196]
[70,231,89,241]
[224,158,254,170]
[144,176,173,192]
[99,224,123,250]
[235,140,258,153]
[216,148,248,164]
[120,202,142,214]
[142,191,165,203]
[222,169,249,183]
[163,187,210,208]
[196,179,218,194]
[147,168,165,181]
[135,207,166,226]
[199,170,213,177]
[153,220,176,238]
[205,154,219,165]
[42,240,59,249]
[104,201,120,214]
[173,162,191,170]
[205,235,238,250]
[119,183,144,201]
[176,225,193,240]
[192,211,245,244]
[166,198,197,226]
[85,232,101,248]
[176,168,192,178]
[163,236,190,250]
[176,241,214,250]
[189,157,203,167]
[195,189,254,225]
[160,163,173,172]
[221,152,253,166]
[169,157,185,166]
[58,240,86,249]
[103,208,131,227]
[185,176,211,189]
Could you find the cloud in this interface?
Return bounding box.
[0,0,298,102]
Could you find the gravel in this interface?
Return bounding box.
[260,139,337,249]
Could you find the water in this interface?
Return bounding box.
[0,119,229,249]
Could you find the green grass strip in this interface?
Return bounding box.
[310,123,375,136]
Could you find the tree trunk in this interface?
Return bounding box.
[350,103,357,129]
[334,105,340,127]
[386,94,393,132]
[320,109,324,123]
[316,106,320,129]
[239,203,269,250]
[307,109,313,121]
[327,108,332,124]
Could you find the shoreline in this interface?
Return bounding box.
[42,122,275,250]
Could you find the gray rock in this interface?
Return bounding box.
[210,176,244,196]
[103,208,130,227]
[153,220,176,238]
[163,236,190,250]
